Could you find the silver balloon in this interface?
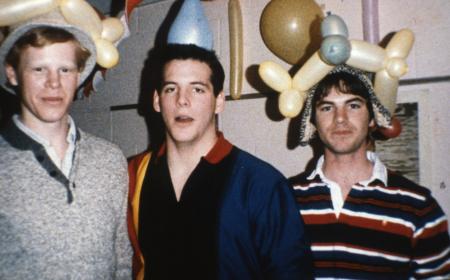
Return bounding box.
[321,14,348,38]
[320,35,351,65]
[167,0,213,50]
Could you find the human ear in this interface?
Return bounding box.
[153,90,161,113]
[5,64,18,86]
[215,91,225,114]
[368,118,376,129]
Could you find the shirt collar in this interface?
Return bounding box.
[307,151,387,186]
[13,114,77,147]
[156,131,233,164]
[203,131,233,164]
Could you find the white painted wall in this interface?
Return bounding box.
[70,0,450,221]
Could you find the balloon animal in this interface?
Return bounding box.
[259,13,414,134]
[259,53,334,118]
[319,14,351,65]
[0,0,125,69]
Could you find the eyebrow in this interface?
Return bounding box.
[162,81,210,88]
[316,97,365,106]
[190,81,209,87]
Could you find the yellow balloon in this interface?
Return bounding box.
[292,51,334,91]
[279,89,305,118]
[385,29,414,58]
[346,40,386,72]
[101,17,125,43]
[228,0,243,100]
[385,57,408,77]
[95,38,119,68]
[0,0,58,26]
[260,0,323,65]
[374,69,398,114]
[258,61,292,92]
[59,0,102,39]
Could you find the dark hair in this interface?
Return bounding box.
[5,27,90,71]
[310,71,374,124]
[154,44,225,96]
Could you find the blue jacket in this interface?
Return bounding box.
[217,147,312,279]
[128,133,312,279]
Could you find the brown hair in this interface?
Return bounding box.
[153,44,225,97]
[310,71,375,125]
[5,26,91,71]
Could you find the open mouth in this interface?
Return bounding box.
[42,97,63,104]
[175,116,193,123]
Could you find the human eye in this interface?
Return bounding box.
[162,85,176,94]
[318,104,332,112]
[60,65,78,74]
[349,102,362,109]
[32,67,44,72]
[60,68,70,74]
[193,87,205,94]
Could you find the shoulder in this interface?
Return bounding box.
[289,172,311,187]
[76,130,129,193]
[0,124,23,159]
[387,170,432,198]
[77,129,127,166]
[0,122,15,147]
[0,131,8,148]
[232,147,286,181]
[0,131,14,165]
[78,129,123,154]
[128,150,151,166]
[385,171,447,216]
[227,148,292,200]
[127,150,152,177]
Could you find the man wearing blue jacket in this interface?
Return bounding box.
[128,43,312,279]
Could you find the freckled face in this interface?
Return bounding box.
[153,59,224,147]
[6,41,80,128]
[315,87,374,155]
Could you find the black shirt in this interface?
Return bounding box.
[139,149,236,279]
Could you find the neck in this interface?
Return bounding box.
[20,114,70,159]
[322,148,373,197]
[165,132,218,165]
[165,132,218,201]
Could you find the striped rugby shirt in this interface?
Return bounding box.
[291,152,450,279]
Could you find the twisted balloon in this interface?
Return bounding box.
[259,13,414,119]
[0,0,125,69]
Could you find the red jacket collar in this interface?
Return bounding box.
[156,131,233,164]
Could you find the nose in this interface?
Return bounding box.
[335,107,348,124]
[176,89,190,107]
[46,70,61,89]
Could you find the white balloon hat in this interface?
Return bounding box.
[258,13,414,141]
[0,0,125,94]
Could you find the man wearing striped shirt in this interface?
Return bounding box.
[291,64,450,279]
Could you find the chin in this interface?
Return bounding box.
[329,143,364,155]
[170,131,196,144]
[38,112,68,123]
